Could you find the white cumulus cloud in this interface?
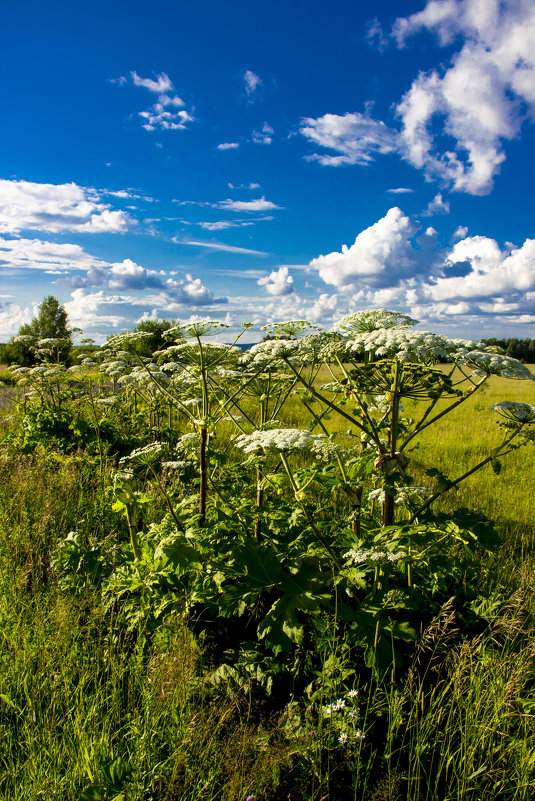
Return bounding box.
[165,274,227,305]
[309,207,415,288]
[0,180,129,234]
[393,0,535,194]
[300,112,399,166]
[216,196,281,212]
[244,70,262,96]
[257,266,294,296]
[425,234,535,301]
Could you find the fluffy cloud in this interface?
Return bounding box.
[114,71,193,132]
[309,207,415,288]
[0,300,36,339]
[217,142,240,150]
[244,70,262,96]
[216,196,281,212]
[0,236,107,272]
[424,235,535,301]
[300,112,398,166]
[0,180,129,234]
[130,71,175,94]
[139,106,193,132]
[108,259,164,291]
[302,2,534,194]
[393,0,535,194]
[257,266,294,296]
[252,123,274,145]
[423,193,450,216]
[165,274,227,305]
[64,289,130,332]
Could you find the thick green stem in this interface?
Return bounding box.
[126,508,142,562]
[279,453,341,569]
[382,360,401,527]
[199,427,207,525]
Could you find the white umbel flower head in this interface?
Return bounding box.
[345,328,450,363]
[333,309,419,334]
[456,351,535,381]
[489,401,535,423]
[242,339,306,369]
[235,428,342,461]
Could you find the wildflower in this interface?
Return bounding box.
[489,401,535,423]
[355,730,366,740]
[343,548,406,565]
[347,689,358,698]
[243,339,306,368]
[119,442,166,466]
[338,733,348,744]
[348,709,360,718]
[456,350,535,381]
[333,309,419,333]
[235,428,342,462]
[161,460,189,469]
[344,328,451,363]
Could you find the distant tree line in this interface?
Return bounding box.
[482,338,535,363]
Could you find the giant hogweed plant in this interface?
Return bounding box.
[51,310,535,680]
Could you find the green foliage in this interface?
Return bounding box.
[12,295,76,365]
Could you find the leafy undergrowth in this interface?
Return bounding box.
[1,450,534,800]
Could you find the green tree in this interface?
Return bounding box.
[123,318,175,358]
[11,295,77,365]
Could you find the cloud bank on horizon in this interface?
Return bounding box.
[1,0,534,342]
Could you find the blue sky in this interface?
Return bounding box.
[1,0,534,343]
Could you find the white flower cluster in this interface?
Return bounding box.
[161,460,190,469]
[322,691,365,745]
[167,320,230,338]
[119,442,166,465]
[489,401,535,423]
[242,339,306,369]
[368,486,430,505]
[37,337,66,347]
[164,341,241,368]
[455,350,535,381]
[346,328,451,362]
[175,432,199,455]
[261,320,318,338]
[333,309,418,333]
[343,547,407,565]
[235,428,342,461]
